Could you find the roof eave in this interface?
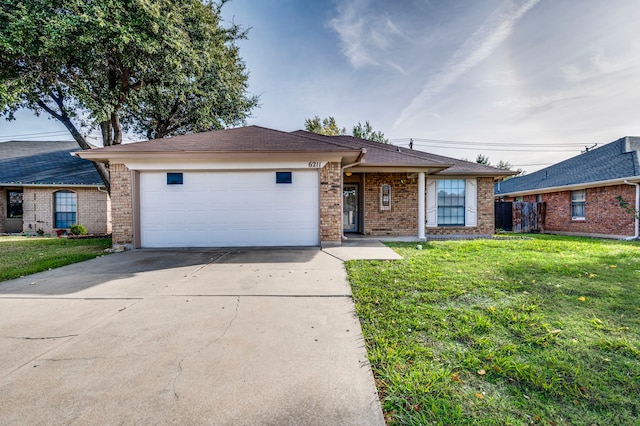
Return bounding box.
[74,149,363,163]
[495,175,640,197]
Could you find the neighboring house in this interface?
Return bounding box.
[495,136,640,239]
[0,141,111,235]
[75,126,512,249]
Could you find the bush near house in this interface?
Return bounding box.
[0,236,111,282]
[346,235,640,425]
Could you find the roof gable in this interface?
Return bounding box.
[495,136,640,195]
[0,141,103,186]
[292,130,512,175]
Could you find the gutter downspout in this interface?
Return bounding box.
[341,149,367,240]
[624,180,640,240]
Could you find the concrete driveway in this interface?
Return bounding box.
[0,248,384,425]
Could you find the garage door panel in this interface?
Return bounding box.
[140,171,319,247]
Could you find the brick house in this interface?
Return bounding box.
[0,141,111,235]
[75,126,512,249]
[495,136,640,239]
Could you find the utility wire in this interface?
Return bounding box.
[388,137,588,148]
[394,141,579,152]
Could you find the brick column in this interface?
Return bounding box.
[109,164,134,248]
[477,177,495,234]
[320,162,342,247]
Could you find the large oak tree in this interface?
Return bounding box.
[0,0,257,190]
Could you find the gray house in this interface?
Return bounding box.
[495,136,640,239]
[0,141,111,235]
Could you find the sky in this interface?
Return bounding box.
[2,0,640,173]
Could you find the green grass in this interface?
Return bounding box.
[346,235,640,425]
[0,236,112,282]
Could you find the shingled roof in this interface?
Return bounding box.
[0,141,103,186]
[495,136,640,196]
[79,126,358,154]
[292,130,512,176]
[73,125,513,177]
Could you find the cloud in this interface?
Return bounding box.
[393,0,541,128]
[329,0,407,71]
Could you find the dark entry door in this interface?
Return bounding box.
[343,184,358,233]
[5,189,24,233]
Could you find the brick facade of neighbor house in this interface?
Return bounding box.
[506,185,635,236]
[363,173,419,236]
[320,162,342,244]
[0,187,110,235]
[21,187,111,235]
[110,164,134,246]
[425,177,495,236]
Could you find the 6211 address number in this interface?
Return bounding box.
[308,161,322,168]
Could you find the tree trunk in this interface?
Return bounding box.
[37,99,111,192]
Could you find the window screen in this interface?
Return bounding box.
[437,179,465,226]
[571,190,585,219]
[54,190,77,228]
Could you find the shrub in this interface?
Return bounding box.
[69,224,88,235]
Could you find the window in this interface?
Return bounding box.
[167,173,183,185]
[536,194,542,203]
[7,190,23,218]
[571,190,585,219]
[276,171,292,184]
[380,184,391,211]
[437,179,465,226]
[54,190,77,228]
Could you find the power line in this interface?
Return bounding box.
[395,140,579,152]
[0,130,70,140]
[389,137,588,148]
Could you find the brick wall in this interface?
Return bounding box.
[320,162,342,245]
[542,185,635,236]
[110,164,134,246]
[363,173,418,236]
[362,175,495,237]
[18,187,110,234]
[426,177,495,236]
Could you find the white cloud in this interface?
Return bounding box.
[329,0,407,71]
[393,0,541,128]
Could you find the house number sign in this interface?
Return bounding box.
[308,161,322,168]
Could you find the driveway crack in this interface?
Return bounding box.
[169,296,240,401]
[2,334,79,340]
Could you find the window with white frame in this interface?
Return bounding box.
[54,190,77,228]
[571,190,585,220]
[437,179,465,226]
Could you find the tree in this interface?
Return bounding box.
[475,154,490,165]
[304,116,388,143]
[0,0,257,191]
[352,120,388,143]
[468,155,523,180]
[304,116,346,136]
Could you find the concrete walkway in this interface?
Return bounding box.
[323,239,403,261]
[0,248,385,425]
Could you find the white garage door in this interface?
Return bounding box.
[139,171,319,247]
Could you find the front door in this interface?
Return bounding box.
[343,184,358,233]
[5,189,24,233]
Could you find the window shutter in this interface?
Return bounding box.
[465,178,478,227]
[426,179,437,227]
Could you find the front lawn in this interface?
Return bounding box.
[346,235,640,425]
[0,236,112,282]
